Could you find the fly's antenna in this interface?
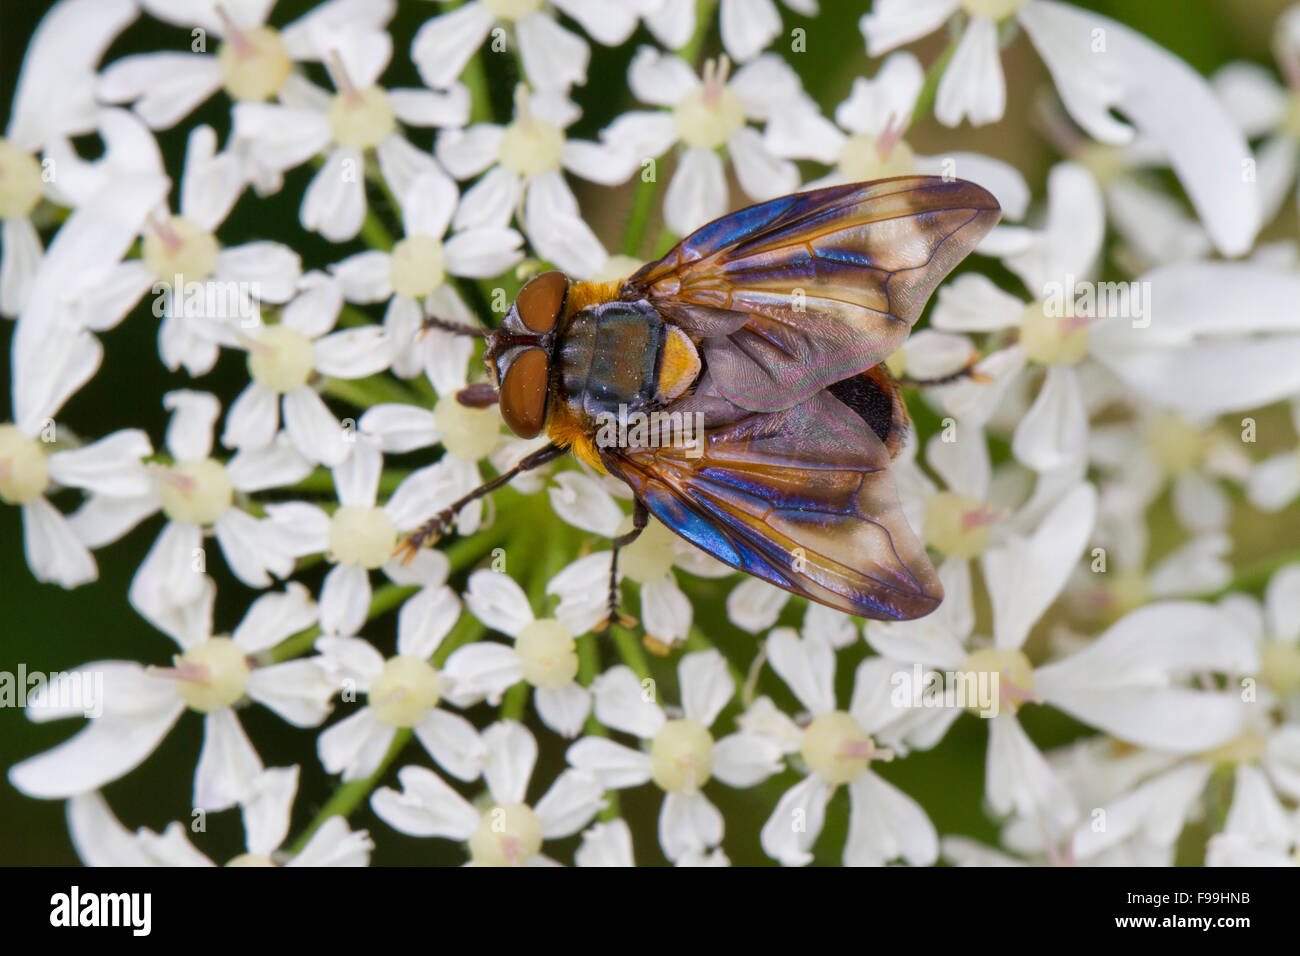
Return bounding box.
[456,383,499,408]
[420,315,489,339]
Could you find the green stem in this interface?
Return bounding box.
[286,728,412,855]
[433,615,486,668]
[910,15,965,130]
[337,303,380,329]
[359,207,395,251]
[464,51,494,124]
[501,680,530,720]
[680,0,719,68]
[321,374,422,409]
[622,174,659,259]
[610,624,652,682]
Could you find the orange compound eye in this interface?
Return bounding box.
[515,270,568,333]
[499,347,550,439]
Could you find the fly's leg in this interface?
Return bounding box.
[599,498,648,632]
[896,354,990,388]
[395,443,565,562]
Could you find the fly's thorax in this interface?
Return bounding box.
[555,300,701,421]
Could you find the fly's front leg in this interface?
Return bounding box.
[395,443,565,562]
[600,498,649,632]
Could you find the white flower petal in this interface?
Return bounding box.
[414,709,486,781]
[194,709,263,811]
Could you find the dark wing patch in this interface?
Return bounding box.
[621,177,999,413]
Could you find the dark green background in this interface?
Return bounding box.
[1,0,1290,866]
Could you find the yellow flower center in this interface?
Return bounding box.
[650,718,714,794]
[390,235,447,298]
[960,647,1036,715]
[218,25,292,102]
[433,395,501,461]
[618,518,677,583]
[515,618,579,689]
[961,0,1026,19]
[469,803,543,866]
[482,0,544,20]
[0,424,49,505]
[1144,413,1203,475]
[1019,299,1091,366]
[247,325,315,393]
[674,85,744,151]
[1201,730,1267,767]
[329,86,396,150]
[0,138,43,219]
[174,637,251,713]
[1076,142,1127,185]
[328,505,398,568]
[1260,642,1300,695]
[1281,92,1300,139]
[498,116,565,177]
[800,711,884,785]
[157,458,234,526]
[143,215,220,287]
[924,491,994,559]
[837,132,915,182]
[369,655,441,727]
[591,254,643,283]
[226,854,277,866]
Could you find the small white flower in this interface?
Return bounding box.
[329,163,522,379]
[314,577,483,783]
[765,51,1030,220]
[68,765,373,866]
[128,390,311,639]
[232,38,468,240]
[0,0,141,320]
[932,161,1105,475]
[753,628,939,866]
[567,650,782,861]
[100,0,398,130]
[223,271,393,464]
[0,421,152,589]
[610,46,804,236]
[437,84,614,277]
[445,568,591,737]
[356,338,509,539]
[861,0,1259,255]
[372,719,605,866]
[412,0,638,93]
[9,582,333,809]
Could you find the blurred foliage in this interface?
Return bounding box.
[1,0,1296,866]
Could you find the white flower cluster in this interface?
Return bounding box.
[3,0,1300,867]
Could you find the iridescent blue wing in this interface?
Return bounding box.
[621,177,999,412]
[599,388,942,621]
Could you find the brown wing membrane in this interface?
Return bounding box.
[621,177,1000,413]
[600,390,942,620]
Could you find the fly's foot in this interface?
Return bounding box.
[394,510,455,564]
